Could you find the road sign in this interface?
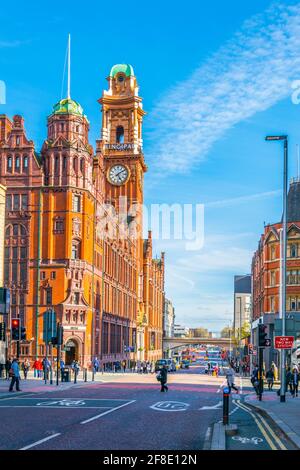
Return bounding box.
[274,336,294,349]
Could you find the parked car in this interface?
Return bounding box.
[155,359,174,372]
[180,360,190,369]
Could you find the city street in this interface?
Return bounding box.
[0,365,295,450]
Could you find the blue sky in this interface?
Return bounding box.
[1,0,300,332]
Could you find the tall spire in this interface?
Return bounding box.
[67,33,71,99]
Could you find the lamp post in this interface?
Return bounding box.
[265,135,288,403]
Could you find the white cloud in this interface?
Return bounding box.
[0,40,30,48]
[147,2,300,173]
[206,190,281,208]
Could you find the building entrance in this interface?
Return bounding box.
[65,339,78,365]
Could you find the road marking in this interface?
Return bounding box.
[237,401,287,451]
[150,401,190,412]
[216,379,226,393]
[20,433,61,450]
[233,400,278,451]
[232,436,263,445]
[199,401,222,410]
[80,400,136,424]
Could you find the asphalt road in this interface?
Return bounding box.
[0,364,295,450]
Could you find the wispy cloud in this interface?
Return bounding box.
[0,40,30,48]
[206,189,281,208]
[147,2,300,173]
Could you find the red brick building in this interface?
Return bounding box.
[252,178,300,368]
[0,64,165,366]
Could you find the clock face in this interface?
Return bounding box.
[108,164,129,185]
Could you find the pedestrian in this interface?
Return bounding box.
[22,358,30,379]
[33,358,40,378]
[9,358,22,392]
[271,361,278,381]
[72,360,80,381]
[37,359,43,378]
[158,364,168,392]
[286,367,293,395]
[5,357,11,380]
[92,357,99,373]
[266,368,274,391]
[226,366,239,393]
[122,360,126,373]
[42,357,50,380]
[291,367,299,397]
[60,358,65,381]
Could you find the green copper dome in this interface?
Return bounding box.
[52,98,84,117]
[110,64,134,78]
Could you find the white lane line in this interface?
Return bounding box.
[80,399,136,424]
[20,433,61,450]
[0,406,112,409]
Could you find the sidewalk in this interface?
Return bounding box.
[245,391,300,449]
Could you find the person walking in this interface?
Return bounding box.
[37,359,43,378]
[266,368,274,391]
[33,358,39,378]
[92,357,99,373]
[158,364,168,392]
[122,360,126,373]
[286,367,293,395]
[251,366,259,395]
[5,357,11,380]
[22,358,30,379]
[9,358,22,392]
[291,367,299,397]
[60,359,65,381]
[226,366,239,393]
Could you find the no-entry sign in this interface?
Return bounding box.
[274,336,294,349]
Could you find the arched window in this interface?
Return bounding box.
[291,244,298,258]
[7,156,12,171]
[73,157,77,172]
[116,126,124,144]
[23,156,28,170]
[54,155,59,174]
[71,240,81,259]
[15,155,20,172]
[80,158,84,173]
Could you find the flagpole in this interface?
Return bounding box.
[67,34,71,99]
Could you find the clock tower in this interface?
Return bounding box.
[98,64,147,219]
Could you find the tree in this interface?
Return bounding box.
[220,326,231,338]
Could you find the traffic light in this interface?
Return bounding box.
[11,318,20,340]
[0,322,5,341]
[258,324,268,347]
[20,326,26,341]
[57,324,64,345]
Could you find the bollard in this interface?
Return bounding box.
[223,386,231,425]
[92,369,95,381]
[84,368,87,382]
[74,369,77,384]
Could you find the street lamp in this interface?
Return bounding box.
[265,135,288,403]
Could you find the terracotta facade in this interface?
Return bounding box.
[0,65,165,365]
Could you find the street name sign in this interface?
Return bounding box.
[274,336,294,349]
